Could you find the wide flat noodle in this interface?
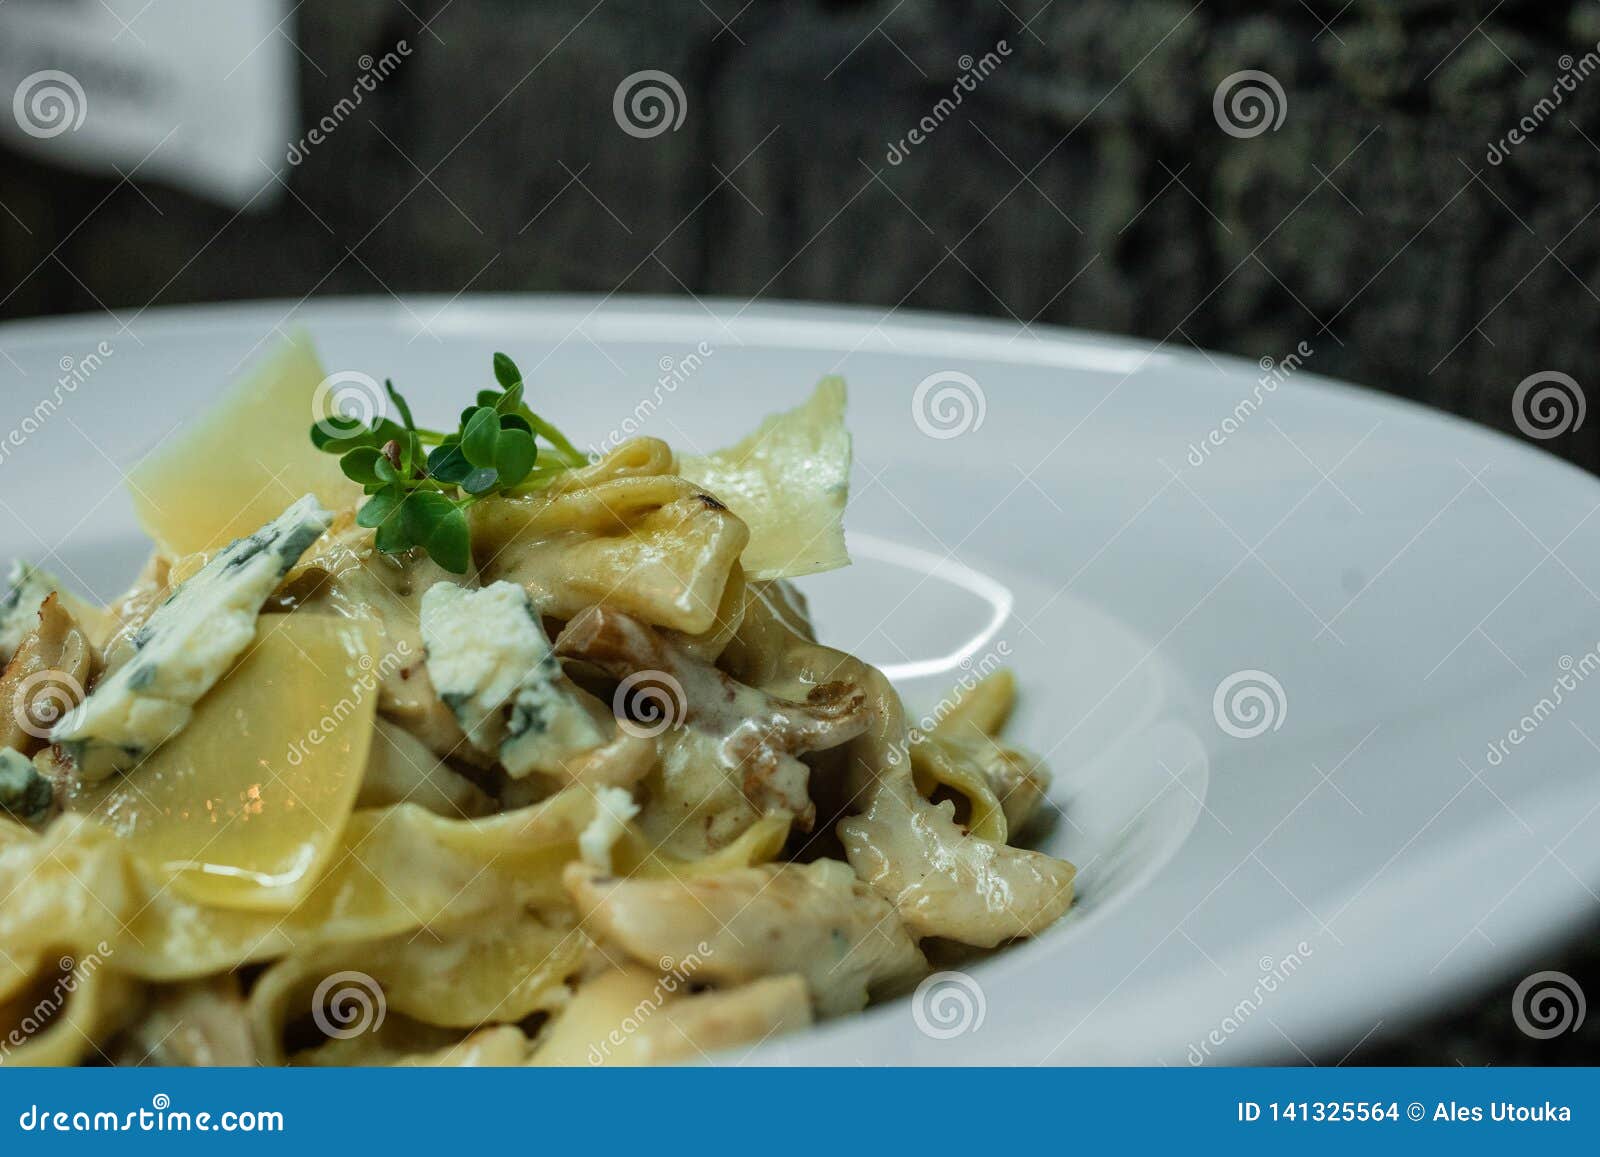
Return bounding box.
[565,859,927,1016]
[249,911,581,1064]
[0,793,597,987]
[471,475,748,635]
[1,959,138,1067]
[531,969,812,1066]
[64,615,378,912]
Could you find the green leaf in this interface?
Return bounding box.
[401,430,423,477]
[401,490,456,546]
[374,455,400,484]
[494,382,524,416]
[385,380,416,432]
[321,417,410,456]
[499,413,533,435]
[340,446,384,485]
[475,390,500,409]
[311,416,367,450]
[461,406,501,468]
[427,440,472,485]
[493,352,522,390]
[462,466,500,495]
[494,428,537,488]
[357,487,402,529]
[427,507,472,574]
[374,511,414,553]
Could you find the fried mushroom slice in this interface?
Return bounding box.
[0,593,102,757]
[564,859,927,1017]
[556,606,868,833]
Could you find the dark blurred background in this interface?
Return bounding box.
[2,0,1598,1064]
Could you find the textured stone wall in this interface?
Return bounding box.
[2,1,1599,1062]
[4,1,1598,466]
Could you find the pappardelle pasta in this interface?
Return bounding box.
[0,338,1074,1066]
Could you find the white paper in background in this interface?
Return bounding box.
[0,0,294,210]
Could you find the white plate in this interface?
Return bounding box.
[3,297,1598,1066]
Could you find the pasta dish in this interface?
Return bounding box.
[0,337,1075,1065]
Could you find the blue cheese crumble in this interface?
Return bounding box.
[419,580,607,777]
[578,785,640,870]
[0,746,52,825]
[0,562,55,663]
[52,495,333,780]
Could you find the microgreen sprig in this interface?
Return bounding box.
[308,352,587,573]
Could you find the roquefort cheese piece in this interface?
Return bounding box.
[0,562,55,663]
[578,785,640,871]
[419,580,607,776]
[0,563,115,664]
[52,494,333,780]
[0,746,52,826]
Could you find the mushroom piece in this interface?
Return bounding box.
[564,859,927,1017]
[726,589,1078,948]
[555,606,869,830]
[0,593,102,757]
